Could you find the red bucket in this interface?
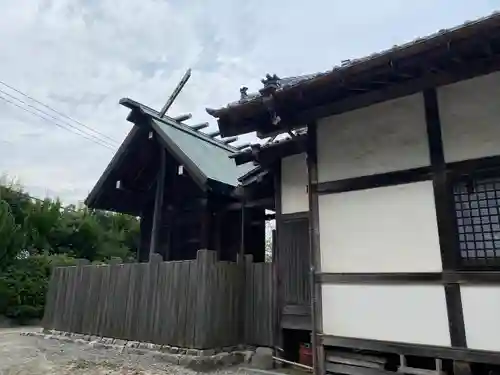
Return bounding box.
[299,343,313,366]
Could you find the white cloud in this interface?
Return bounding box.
[0,0,498,203]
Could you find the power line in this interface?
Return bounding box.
[0,88,117,148]
[0,80,118,144]
[0,94,114,150]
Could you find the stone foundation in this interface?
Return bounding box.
[22,330,256,371]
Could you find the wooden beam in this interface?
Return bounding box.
[139,201,153,263]
[236,143,251,150]
[199,198,211,249]
[240,204,246,259]
[222,136,238,144]
[234,135,307,166]
[423,88,466,348]
[162,167,179,261]
[159,68,191,118]
[149,149,167,258]
[320,335,500,365]
[191,122,209,131]
[207,130,221,138]
[264,213,275,220]
[225,197,274,210]
[273,161,283,350]
[173,113,192,122]
[307,121,324,375]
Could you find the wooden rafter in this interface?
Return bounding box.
[173,113,192,122]
[191,122,209,131]
[222,136,238,144]
[206,130,221,138]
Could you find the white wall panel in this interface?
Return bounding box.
[439,72,500,162]
[462,285,500,352]
[322,284,451,346]
[319,181,442,273]
[281,153,309,214]
[316,94,429,183]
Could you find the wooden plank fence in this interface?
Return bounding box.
[43,250,274,349]
[244,257,274,347]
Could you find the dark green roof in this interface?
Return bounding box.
[120,98,255,188]
[85,98,256,212]
[151,118,254,186]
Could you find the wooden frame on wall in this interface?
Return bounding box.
[312,87,500,365]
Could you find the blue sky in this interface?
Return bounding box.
[0,0,499,203]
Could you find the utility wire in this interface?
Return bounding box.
[0,80,118,144]
[0,88,117,149]
[0,94,114,150]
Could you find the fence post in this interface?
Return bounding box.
[271,229,280,349]
[105,258,122,338]
[74,259,90,334]
[148,253,162,343]
[195,249,217,349]
[62,259,88,333]
[242,254,253,345]
[42,263,67,330]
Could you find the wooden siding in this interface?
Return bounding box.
[278,217,310,306]
[42,250,274,349]
[244,259,274,346]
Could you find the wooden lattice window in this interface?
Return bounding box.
[454,173,500,268]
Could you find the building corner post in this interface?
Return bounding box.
[306,121,324,375]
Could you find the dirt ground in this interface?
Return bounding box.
[0,327,259,375]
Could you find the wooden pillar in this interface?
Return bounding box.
[306,121,324,375]
[273,161,284,356]
[240,204,246,259]
[214,209,222,258]
[246,208,266,263]
[423,88,466,348]
[163,166,180,261]
[149,148,167,259]
[199,198,211,250]
[139,199,154,262]
[271,228,279,350]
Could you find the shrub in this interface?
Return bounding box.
[0,253,76,324]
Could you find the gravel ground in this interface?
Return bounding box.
[0,327,258,375]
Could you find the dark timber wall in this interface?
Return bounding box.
[279,216,310,306]
[42,250,274,349]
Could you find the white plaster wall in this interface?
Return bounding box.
[462,285,500,352]
[319,181,442,273]
[316,94,429,183]
[322,284,451,346]
[281,153,309,214]
[439,72,500,163]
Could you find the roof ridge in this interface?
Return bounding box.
[119,98,239,153]
[207,10,500,116]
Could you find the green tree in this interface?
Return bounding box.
[0,200,24,268]
[0,253,77,323]
[0,179,141,323]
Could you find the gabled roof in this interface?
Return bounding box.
[206,11,500,137]
[121,98,255,188]
[85,98,255,213]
